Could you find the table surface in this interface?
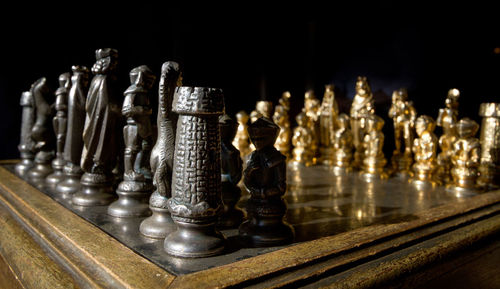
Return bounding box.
[3,164,481,276]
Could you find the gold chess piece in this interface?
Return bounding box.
[436,88,460,183]
[332,113,353,175]
[411,115,439,187]
[360,115,387,180]
[291,112,314,167]
[250,100,273,123]
[273,104,291,158]
[477,103,500,188]
[233,110,252,160]
[350,76,375,169]
[388,88,416,178]
[279,91,291,112]
[450,118,481,191]
[303,90,321,158]
[319,84,339,165]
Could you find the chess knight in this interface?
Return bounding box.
[332,113,353,175]
[411,115,439,186]
[319,84,339,165]
[291,112,314,167]
[360,115,387,180]
[450,118,481,191]
[350,76,375,169]
[436,88,460,183]
[388,88,417,177]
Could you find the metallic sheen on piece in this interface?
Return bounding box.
[303,90,321,162]
[232,110,252,161]
[332,113,353,176]
[164,86,226,258]
[291,112,315,167]
[318,84,339,165]
[108,65,156,217]
[273,93,291,158]
[140,61,181,238]
[411,115,439,187]
[360,115,387,181]
[250,100,273,123]
[450,118,481,191]
[477,103,500,188]
[239,117,294,247]
[72,48,120,206]
[16,90,36,176]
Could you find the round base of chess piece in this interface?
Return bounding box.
[46,158,66,185]
[164,219,225,258]
[332,165,351,177]
[410,179,436,191]
[56,173,82,195]
[239,197,294,247]
[28,162,53,181]
[390,153,413,179]
[477,163,499,189]
[107,180,153,218]
[72,173,115,206]
[15,158,34,176]
[446,184,481,196]
[218,206,245,228]
[140,191,176,238]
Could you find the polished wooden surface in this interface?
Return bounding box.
[1,159,500,288]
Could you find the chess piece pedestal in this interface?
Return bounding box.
[46,157,65,185]
[72,173,115,206]
[140,191,176,238]
[108,180,153,217]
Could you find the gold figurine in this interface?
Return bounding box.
[273,104,291,158]
[436,88,460,183]
[291,112,314,167]
[303,90,321,158]
[477,103,500,188]
[250,100,273,123]
[319,84,339,165]
[450,118,481,191]
[279,91,291,112]
[233,110,252,160]
[332,113,353,175]
[388,88,417,178]
[360,115,387,180]
[350,76,375,169]
[411,115,439,187]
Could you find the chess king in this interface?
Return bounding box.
[72,48,121,206]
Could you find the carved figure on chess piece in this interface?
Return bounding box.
[291,112,314,167]
[303,90,321,158]
[450,118,481,192]
[332,113,353,176]
[436,88,460,183]
[477,103,500,188]
[233,110,252,160]
[319,84,339,165]
[411,115,439,187]
[16,90,36,176]
[273,105,291,158]
[250,100,273,123]
[360,115,387,180]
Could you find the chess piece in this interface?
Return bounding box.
[27,77,55,181]
[46,73,71,185]
[15,90,36,176]
[250,100,273,122]
[388,88,416,178]
[303,90,321,160]
[140,62,181,238]
[411,115,439,187]
[273,104,291,158]
[72,48,120,206]
[350,76,375,169]
[108,65,156,217]
[477,103,500,188]
[279,91,291,112]
[239,117,294,247]
[450,118,481,191]
[217,114,244,228]
[56,66,90,195]
[436,88,460,183]
[164,86,225,258]
[360,115,387,180]
[332,113,353,176]
[232,110,252,160]
[291,112,314,167]
[319,84,339,165]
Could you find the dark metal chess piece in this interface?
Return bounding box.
[140,61,181,238]
[15,90,36,176]
[164,86,226,258]
[57,66,89,195]
[108,65,156,217]
[46,73,71,186]
[72,48,120,206]
[239,117,294,247]
[27,77,55,181]
[217,114,244,228]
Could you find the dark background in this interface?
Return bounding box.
[1,4,499,159]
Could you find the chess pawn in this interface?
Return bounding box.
[72,48,120,207]
[108,65,156,217]
[411,115,439,187]
[477,103,500,188]
[388,88,416,178]
[164,86,225,258]
[28,77,55,181]
[332,113,353,176]
[350,76,375,169]
[46,73,71,186]
[232,110,251,160]
[303,90,321,158]
[436,88,460,183]
[273,105,291,158]
[217,114,244,228]
[56,66,90,195]
[140,62,181,238]
[15,91,36,176]
[319,84,339,165]
[239,117,294,247]
[291,112,314,167]
[450,118,481,191]
[360,115,387,180]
